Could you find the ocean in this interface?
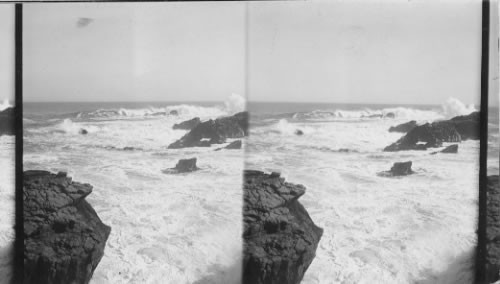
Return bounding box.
[23,95,245,283]
[20,95,500,283]
[246,99,498,284]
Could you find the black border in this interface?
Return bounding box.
[14,4,22,284]
[476,0,490,283]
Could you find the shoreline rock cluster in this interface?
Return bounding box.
[24,170,111,284]
[168,112,248,149]
[384,112,479,152]
[243,170,323,284]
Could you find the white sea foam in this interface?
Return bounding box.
[24,102,245,283]
[247,103,480,283]
[0,136,14,284]
[224,93,246,115]
[0,99,11,112]
[442,97,477,119]
[291,97,476,123]
[77,94,245,121]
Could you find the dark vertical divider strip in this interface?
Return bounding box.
[14,3,22,284]
[476,0,490,283]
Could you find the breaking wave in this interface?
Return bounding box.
[292,97,476,122]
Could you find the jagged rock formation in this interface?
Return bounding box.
[388,120,418,133]
[0,107,14,136]
[243,170,323,284]
[384,112,479,152]
[174,158,199,172]
[484,175,500,283]
[24,170,111,284]
[168,112,248,149]
[173,117,201,130]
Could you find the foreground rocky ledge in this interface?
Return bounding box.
[243,170,323,284]
[384,111,479,152]
[484,175,500,283]
[24,170,111,284]
[0,107,14,136]
[168,112,248,149]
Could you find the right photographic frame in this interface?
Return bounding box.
[243,0,499,283]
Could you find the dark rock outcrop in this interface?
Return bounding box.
[174,158,198,172]
[384,112,478,152]
[379,161,413,177]
[168,112,248,149]
[79,129,88,135]
[295,129,304,136]
[483,175,500,283]
[173,117,201,130]
[389,120,418,133]
[243,170,323,284]
[24,170,111,284]
[390,161,413,176]
[440,144,458,154]
[0,107,14,136]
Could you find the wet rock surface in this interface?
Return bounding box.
[168,112,248,149]
[0,107,15,136]
[384,112,478,152]
[388,120,418,133]
[174,158,199,173]
[24,170,111,284]
[243,170,323,284]
[484,175,500,283]
[173,117,201,130]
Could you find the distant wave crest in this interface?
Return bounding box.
[75,94,245,120]
[292,97,476,122]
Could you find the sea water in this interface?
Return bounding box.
[246,98,496,284]
[24,94,245,284]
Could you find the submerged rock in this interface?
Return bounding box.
[173,117,201,130]
[174,158,198,172]
[388,120,417,133]
[0,107,14,136]
[169,110,179,115]
[24,170,111,284]
[295,129,304,136]
[168,112,248,149]
[79,128,88,135]
[385,112,395,118]
[484,175,500,283]
[384,112,478,152]
[243,170,323,284]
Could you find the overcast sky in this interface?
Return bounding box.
[23,1,497,106]
[248,0,487,106]
[24,3,245,102]
[0,5,14,105]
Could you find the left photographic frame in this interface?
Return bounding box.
[0,4,16,284]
